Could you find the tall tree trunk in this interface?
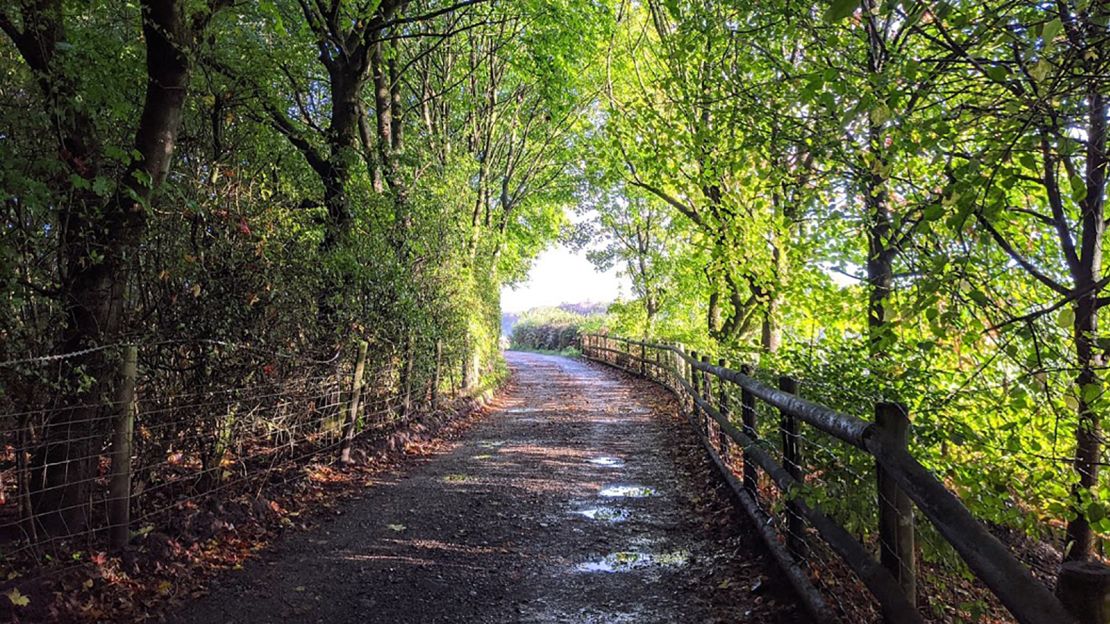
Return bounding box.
[321,69,361,251]
[31,0,199,534]
[863,0,893,360]
[1064,82,1107,561]
[1068,293,1103,560]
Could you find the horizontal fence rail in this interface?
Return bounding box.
[582,333,1079,624]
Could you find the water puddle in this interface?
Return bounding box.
[575,550,690,573]
[599,485,656,498]
[572,507,631,522]
[477,440,505,449]
[442,473,470,483]
[472,454,494,461]
[587,456,624,468]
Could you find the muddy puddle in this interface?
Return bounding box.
[587,456,624,467]
[571,506,632,522]
[574,550,690,573]
[598,485,656,498]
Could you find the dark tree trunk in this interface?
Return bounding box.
[1065,82,1107,561]
[1068,293,1102,560]
[320,67,361,252]
[28,0,200,535]
[863,0,893,360]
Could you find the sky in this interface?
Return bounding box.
[501,244,630,313]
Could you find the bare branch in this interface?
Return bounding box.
[975,212,1070,297]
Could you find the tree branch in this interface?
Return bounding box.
[975,212,1070,296]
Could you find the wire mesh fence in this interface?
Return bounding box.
[0,338,463,587]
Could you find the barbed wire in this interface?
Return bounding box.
[0,336,349,371]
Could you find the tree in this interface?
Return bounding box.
[1,0,231,534]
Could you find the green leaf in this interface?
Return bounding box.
[1088,501,1106,523]
[923,204,945,221]
[1030,58,1052,82]
[1070,175,1087,204]
[824,0,859,22]
[869,104,891,125]
[1042,18,1062,49]
[1058,307,1075,329]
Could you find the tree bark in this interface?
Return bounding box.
[26,0,204,534]
[1064,74,1107,561]
[863,0,893,360]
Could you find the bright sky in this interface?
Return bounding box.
[501,244,630,313]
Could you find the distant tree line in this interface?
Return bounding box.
[509,306,606,352]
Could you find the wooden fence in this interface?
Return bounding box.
[582,333,1101,624]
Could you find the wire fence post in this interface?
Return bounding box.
[340,340,369,464]
[433,339,442,408]
[779,375,806,561]
[876,401,917,612]
[717,358,730,460]
[109,345,138,553]
[741,364,758,498]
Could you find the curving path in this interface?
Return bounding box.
[170,352,806,624]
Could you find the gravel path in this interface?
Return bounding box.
[169,352,806,624]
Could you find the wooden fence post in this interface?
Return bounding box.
[1057,561,1110,624]
[690,351,700,427]
[340,340,369,464]
[779,375,806,561]
[654,345,661,382]
[676,343,688,412]
[700,354,712,436]
[638,341,646,376]
[876,401,917,610]
[109,345,138,553]
[741,364,758,497]
[718,357,730,459]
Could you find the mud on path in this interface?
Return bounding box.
[170,352,807,623]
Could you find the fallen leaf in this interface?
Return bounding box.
[6,588,29,607]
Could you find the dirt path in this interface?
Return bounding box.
[169,352,806,624]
